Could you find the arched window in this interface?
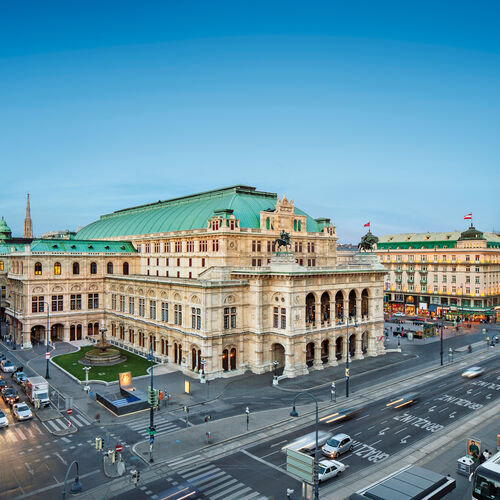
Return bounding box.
[107,262,113,274]
[266,217,270,230]
[298,220,302,232]
[123,262,129,275]
[34,262,42,275]
[90,262,97,274]
[54,262,61,275]
[72,262,80,275]
[294,220,297,231]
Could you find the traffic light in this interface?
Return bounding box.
[154,389,160,407]
[147,387,154,404]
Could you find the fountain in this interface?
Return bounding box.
[80,322,126,366]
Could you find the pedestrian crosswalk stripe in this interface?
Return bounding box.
[166,454,201,470]
[226,486,252,500]
[7,432,18,443]
[203,478,238,496]
[182,464,215,479]
[190,469,224,485]
[212,482,246,500]
[15,428,27,440]
[45,420,61,431]
[195,473,227,490]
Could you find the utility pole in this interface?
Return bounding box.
[147,345,156,463]
[245,406,250,431]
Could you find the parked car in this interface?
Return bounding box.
[0,379,7,392]
[462,366,485,378]
[13,371,27,385]
[0,360,15,373]
[386,392,419,409]
[322,433,353,458]
[318,459,347,482]
[0,409,8,428]
[2,387,19,406]
[0,353,6,362]
[12,403,32,421]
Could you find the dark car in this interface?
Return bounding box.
[2,388,19,406]
[0,353,6,362]
[386,392,419,409]
[320,407,361,424]
[13,372,27,385]
[0,379,7,392]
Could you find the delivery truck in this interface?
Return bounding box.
[25,376,50,407]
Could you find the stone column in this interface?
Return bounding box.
[342,330,348,360]
[367,332,377,356]
[354,336,364,360]
[356,294,362,324]
[315,302,321,328]
[312,341,324,370]
[327,336,338,366]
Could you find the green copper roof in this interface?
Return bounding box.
[377,230,500,250]
[30,239,136,253]
[0,217,12,239]
[76,185,324,239]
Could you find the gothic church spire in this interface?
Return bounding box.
[23,193,33,239]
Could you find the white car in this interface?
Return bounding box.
[393,312,404,317]
[0,409,8,428]
[318,459,346,482]
[322,433,353,458]
[462,366,485,378]
[0,360,15,373]
[12,403,32,421]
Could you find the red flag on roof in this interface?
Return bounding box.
[464,213,472,220]
[364,222,370,228]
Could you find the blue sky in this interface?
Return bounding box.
[1,1,499,242]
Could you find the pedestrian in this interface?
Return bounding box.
[483,449,491,460]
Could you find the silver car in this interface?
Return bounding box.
[322,433,353,458]
[12,403,32,421]
[462,366,484,378]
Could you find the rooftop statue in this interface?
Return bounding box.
[358,230,379,252]
[274,230,291,252]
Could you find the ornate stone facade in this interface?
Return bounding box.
[0,186,385,379]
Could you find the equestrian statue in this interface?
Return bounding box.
[274,230,291,252]
[358,230,379,252]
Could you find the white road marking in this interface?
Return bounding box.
[270,440,287,448]
[261,450,280,459]
[358,415,370,420]
[378,427,390,436]
[394,427,407,435]
[367,426,375,430]
[369,440,382,446]
[54,452,67,466]
[241,449,301,480]
[438,406,449,413]
[354,432,362,437]
[400,435,411,443]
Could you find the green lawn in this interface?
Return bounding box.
[52,345,151,382]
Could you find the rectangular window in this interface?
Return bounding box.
[0,261,3,271]
[466,276,470,283]
[224,307,237,329]
[177,258,180,266]
[145,242,150,253]
[192,307,201,330]
[161,302,168,322]
[408,284,414,291]
[231,307,236,328]
[281,308,286,329]
[466,287,470,294]
[273,307,279,328]
[201,258,205,267]
[70,294,81,311]
[434,286,438,292]
[252,258,256,267]
[150,300,156,320]
[32,296,44,313]
[189,258,192,267]
[452,275,456,283]
[212,239,219,252]
[252,240,256,252]
[199,240,207,252]
[88,293,99,310]
[475,276,480,284]
[120,295,125,312]
[112,294,117,310]
[475,266,480,273]
[139,298,145,317]
[465,255,470,262]
[52,295,63,312]
[174,304,182,325]
[442,276,447,283]
[164,241,170,252]
[443,285,447,292]
[154,242,160,253]
[166,258,169,266]
[175,241,182,252]
[129,297,135,315]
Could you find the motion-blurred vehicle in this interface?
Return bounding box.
[12,403,32,421]
[0,379,7,393]
[320,407,360,424]
[282,430,332,454]
[322,433,353,458]
[386,392,419,409]
[318,459,347,482]
[462,366,485,378]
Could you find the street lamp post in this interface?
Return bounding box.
[61,460,83,499]
[42,301,51,379]
[440,318,444,366]
[272,360,279,385]
[290,392,320,500]
[345,315,357,398]
[200,358,206,384]
[82,366,91,392]
[148,344,155,463]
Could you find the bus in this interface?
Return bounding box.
[472,450,500,499]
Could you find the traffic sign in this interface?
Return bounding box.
[286,449,314,483]
[45,352,50,359]
[149,436,154,444]
[147,427,157,436]
[115,444,123,453]
[67,408,73,415]
[67,420,72,427]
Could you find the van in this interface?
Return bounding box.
[322,433,353,458]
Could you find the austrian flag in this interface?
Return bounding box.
[364,222,370,228]
[464,213,472,220]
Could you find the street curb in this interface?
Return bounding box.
[132,349,499,467]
